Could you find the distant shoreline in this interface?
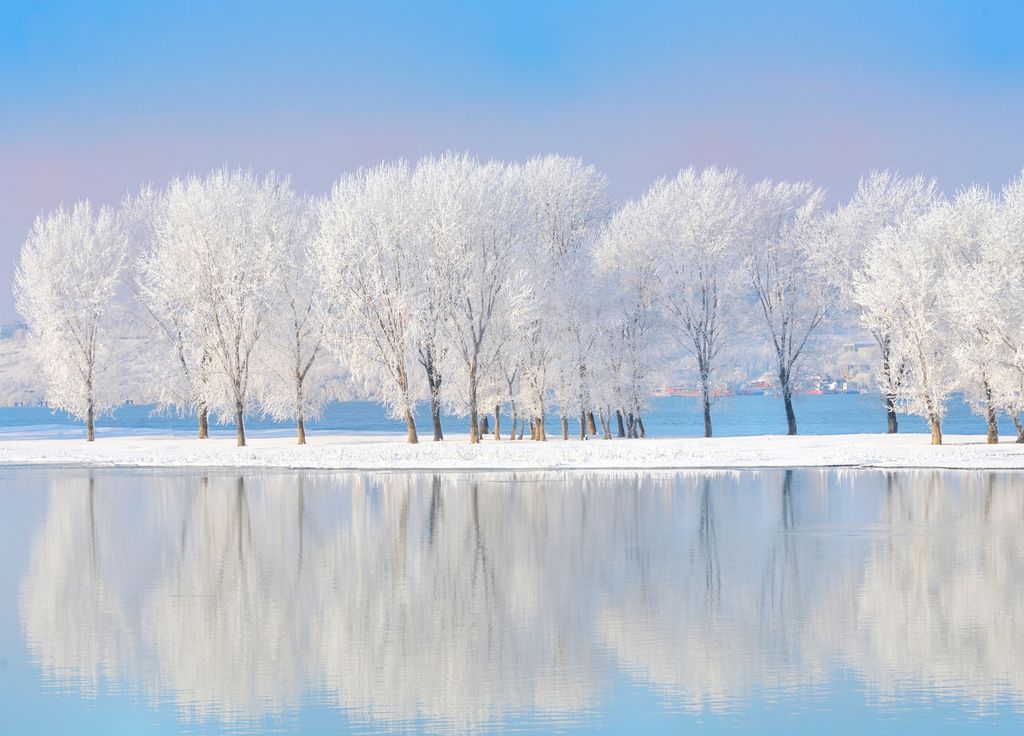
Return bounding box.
[1,433,1023,471]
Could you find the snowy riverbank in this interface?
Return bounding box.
[2,432,1024,470]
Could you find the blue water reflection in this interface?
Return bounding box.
[3,468,1024,734]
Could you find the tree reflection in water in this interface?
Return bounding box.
[18,468,1024,732]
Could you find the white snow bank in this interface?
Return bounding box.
[1,432,1024,470]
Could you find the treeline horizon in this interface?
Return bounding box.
[13,153,1024,446]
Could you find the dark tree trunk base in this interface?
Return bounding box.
[235,407,246,447]
[431,400,443,441]
[405,411,419,444]
[984,386,998,444]
[783,393,797,436]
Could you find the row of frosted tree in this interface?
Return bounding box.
[14,155,1024,445]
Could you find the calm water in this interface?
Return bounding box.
[0,393,1016,440]
[2,468,1023,734]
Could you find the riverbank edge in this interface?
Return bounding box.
[1,433,1024,471]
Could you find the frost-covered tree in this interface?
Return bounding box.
[746,180,830,435]
[586,298,625,439]
[830,171,938,433]
[981,172,1024,441]
[518,155,609,441]
[642,167,751,438]
[14,201,129,441]
[313,161,422,443]
[415,319,447,441]
[131,185,214,438]
[144,168,287,446]
[258,191,326,445]
[470,267,536,442]
[407,161,459,442]
[944,187,1000,443]
[550,281,601,442]
[595,199,664,438]
[498,340,524,440]
[856,204,958,445]
[422,154,531,444]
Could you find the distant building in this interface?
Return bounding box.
[739,373,776,395]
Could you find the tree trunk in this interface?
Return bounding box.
[586,411,597,436]
[701,376,713,438]
[480,415,489,436]
[422,348,444,441]
[984,380,998,444]
[780,368,797,435]
[511,412,518,441]
[579,412,586,440]
[493,404,501,441]
[468,361,480,444]
[783,392,797,436]
[405,409,419,444]
[616,410,626,438]
[886,396,898,434]
[431,400,443,441]
[929,415,942,445]
[561,415,569,440]
[235,403,246,447]
[198,404,209,439]
[529,417,537,441]
[538,404,547,441]
[86,401,95,442]
[295,373,306,445]
[880,338,899,434]
[627,412,636,438]
[1013,414,1024,443]
[637,416,646,438]
[986,408,999,444]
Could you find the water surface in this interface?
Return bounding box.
[0,393,1015,440]
[2,468,1023,734]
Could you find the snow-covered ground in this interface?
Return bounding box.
[1,432,1024,470]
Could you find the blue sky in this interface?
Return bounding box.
[2,1,1023,318]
